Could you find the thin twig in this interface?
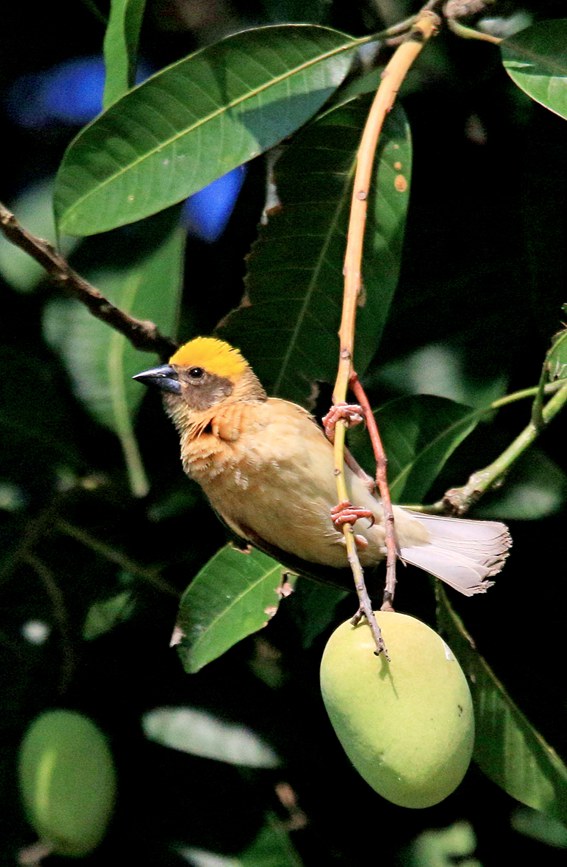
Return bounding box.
[0,201,177,359]
[446,17,502,43]
[332,8,440,653]
[0,499,60,584]
[350,373,399,610]
[25,553,76,695]
[391,379,566,514]
[442,383,567,515]
[56,519,180,597]
[332,421,388,656]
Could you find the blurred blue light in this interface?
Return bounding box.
[37,57,106,124]
[181,166,247,243]
[7,53,245,243]
[7,56,151,128]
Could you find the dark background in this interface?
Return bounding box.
[1,1,566,865]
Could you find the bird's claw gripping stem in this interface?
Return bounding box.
[331,501,375,550]
[322,403,365,442]
[331,500,375,528]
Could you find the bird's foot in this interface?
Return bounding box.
[322,403,365,442]
[331,500,375,531]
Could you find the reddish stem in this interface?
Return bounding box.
[350,372,398,610]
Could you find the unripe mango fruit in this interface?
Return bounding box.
[320,611,474,808]
[18,709,116,857]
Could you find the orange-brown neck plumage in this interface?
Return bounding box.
[163,337,267,443]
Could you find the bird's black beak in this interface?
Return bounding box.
[132,364,181,395]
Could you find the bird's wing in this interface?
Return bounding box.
[213,508,358,591]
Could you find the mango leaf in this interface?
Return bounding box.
[475,449,567,520]
[349,394,480,504]
[0,179,79,292]
[547,327,567,382]
[54,25,359,236]
[103,0,147,108]
[511,808,567,848]
[227,814,303,866]
[219,97,412,405]
[372,342,508,409]
[178,813,303,867]
[176,544,290,673]
[501,19,567,120]
[142,707,280,767]
[83,590,135,640]
[437,588,567,824]
[43,207,185,496]
[287,580,348,649]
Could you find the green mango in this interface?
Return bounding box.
[18,709,116,856]
[320,611,474,808]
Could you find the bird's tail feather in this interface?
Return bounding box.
[398,510,512,596]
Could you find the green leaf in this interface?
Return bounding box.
[371,342,508,409]
[142,707,280,767]
[103,0,147,107]
[547,327,567,382]
[475,449,567,520]
[43,207,184,496]
[45,296,149,496]
[0,179,79,292]
[175,544,288,673]
[501,20,567,120]
[349,394,480,503]
[406,821,479,867]
[511,807,567,848]
[54,25,359,236]
[83,590,135,640]
[287,580,348,649]
[219,97,412,404]
[437,588,567,824]
[178,813,303,866]
[235,814,304,866]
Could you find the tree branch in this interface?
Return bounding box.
[442,383,567,515]
[0,201,178,360]
[332,8,441,653]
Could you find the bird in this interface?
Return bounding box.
[133,336,511,596]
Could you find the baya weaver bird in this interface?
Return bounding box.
[134,337,511,595]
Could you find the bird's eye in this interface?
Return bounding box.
[188,367,205,379]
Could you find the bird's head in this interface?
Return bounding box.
[133,337,267,414]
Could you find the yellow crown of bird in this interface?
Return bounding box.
[169,337,248,381]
